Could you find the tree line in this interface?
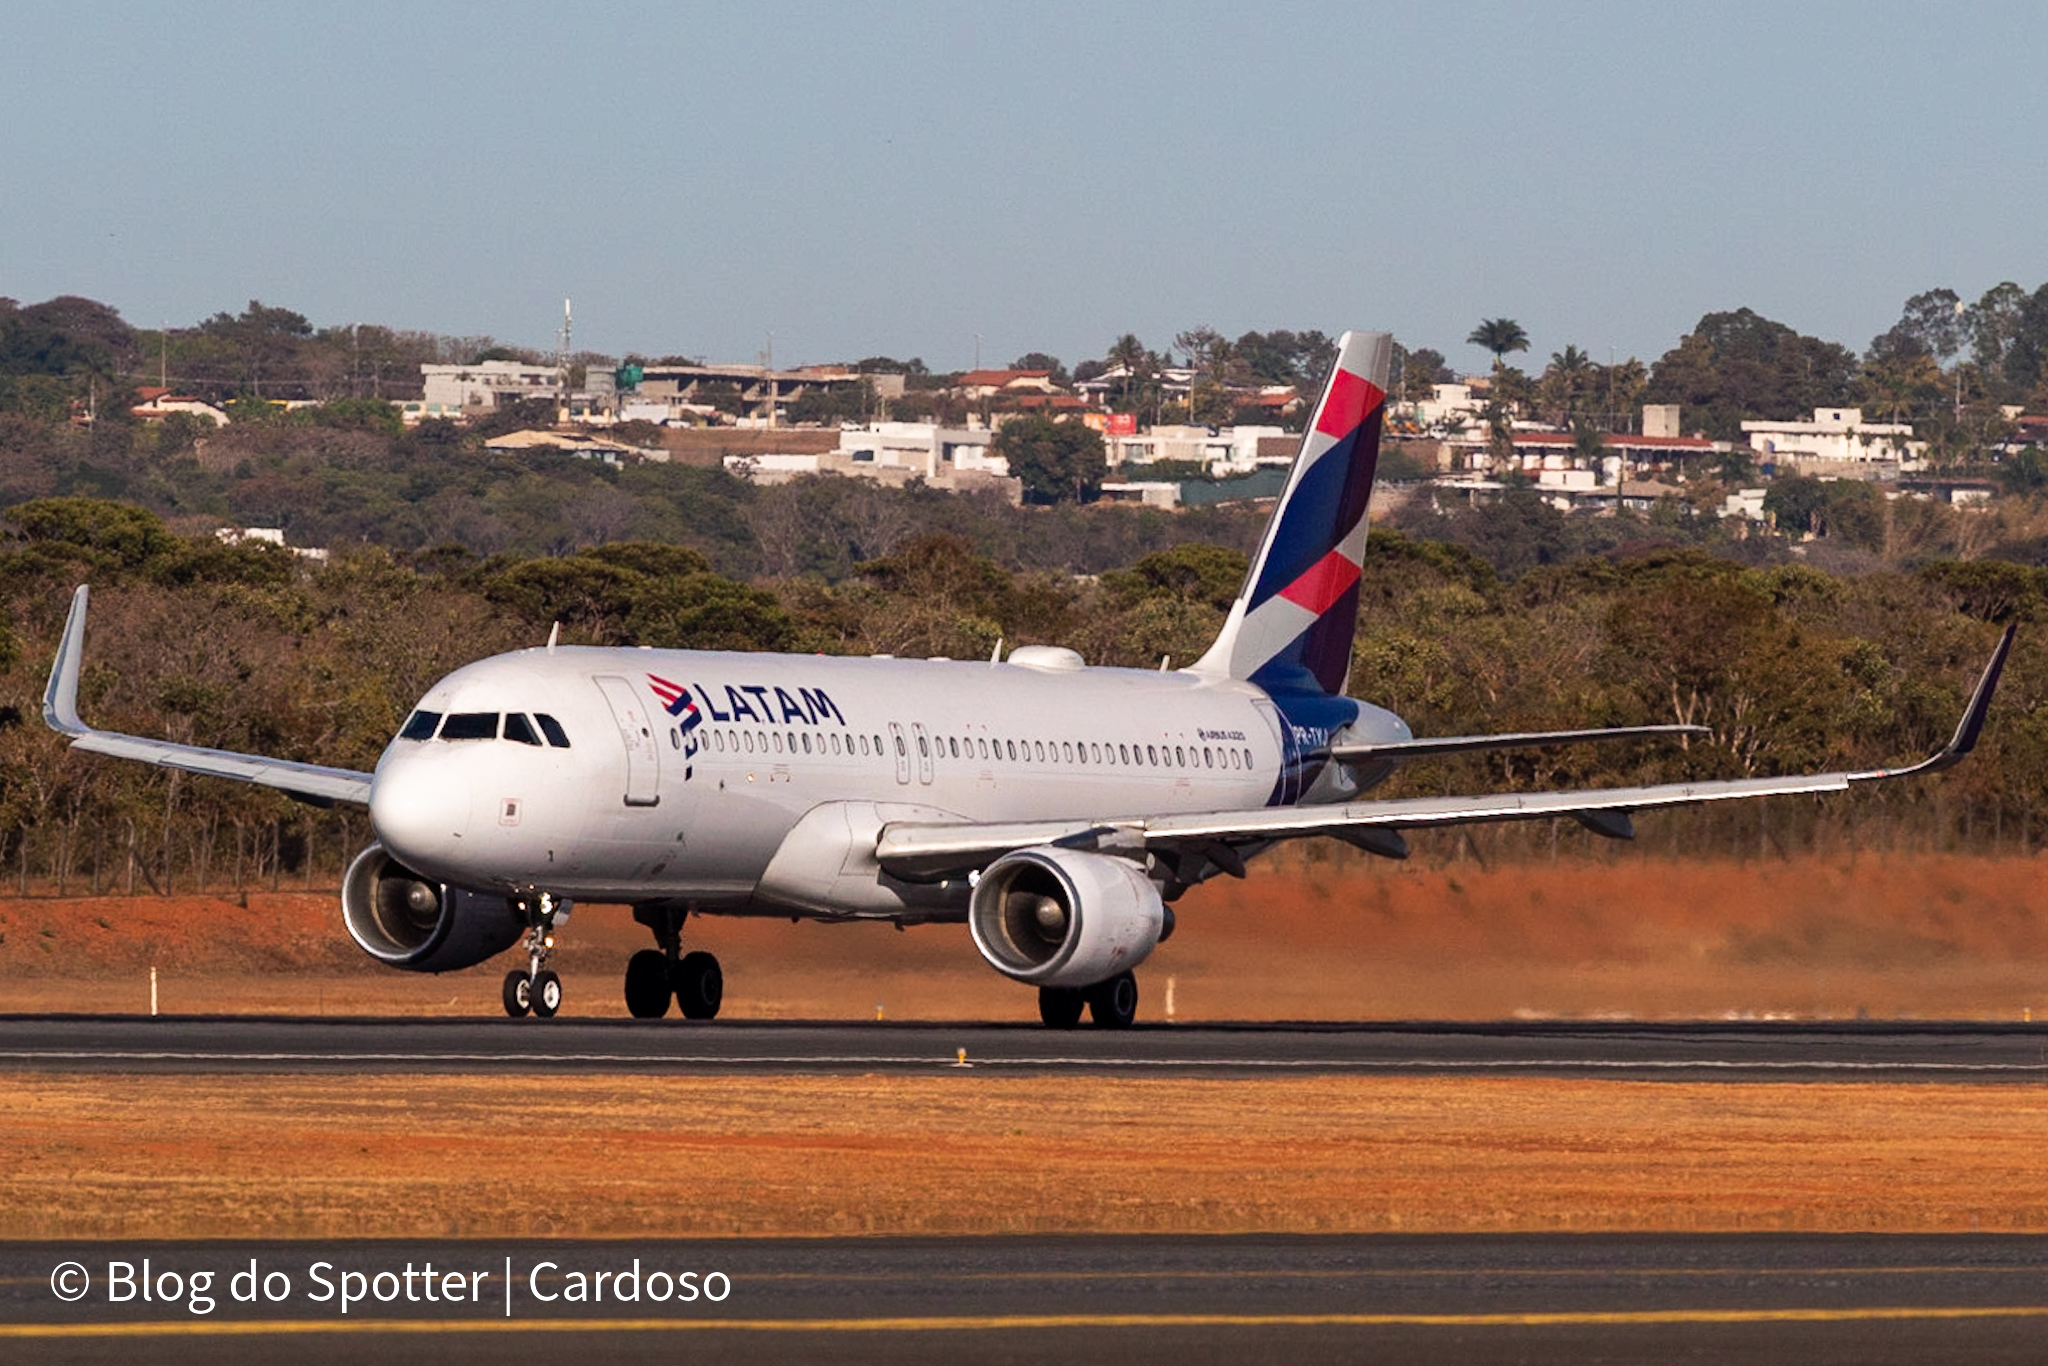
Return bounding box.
[0,497,2034,899]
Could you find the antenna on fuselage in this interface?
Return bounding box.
[546,621,560,655]
[990,637,1003,665]
[1159,655,1171,671]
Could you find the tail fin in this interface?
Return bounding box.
[1189,330,1391,696]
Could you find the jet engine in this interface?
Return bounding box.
[341,843,528,972]
[967,847,1167,988]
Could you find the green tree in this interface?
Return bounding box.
[991,414,1108,505]
[1645,309,1859,440]
[1466,318,1530,368]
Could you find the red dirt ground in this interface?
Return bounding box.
[2,851,2043,1021]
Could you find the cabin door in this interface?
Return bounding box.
[594,675,663,807]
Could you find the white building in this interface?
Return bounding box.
[722,422,1018,500]
[1106,424,1286,475]
[421,360,564,414]
[833,422,1007,479]
[1743,408,1925,471]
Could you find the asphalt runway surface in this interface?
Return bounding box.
[4,1014,2048,1080]
[9,1234,2048,1364]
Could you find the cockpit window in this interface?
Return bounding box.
[503,713,542,747]
[399,710,441,741]
[440,712,499,741]
[535,713,571,749]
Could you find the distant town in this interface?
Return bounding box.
[7,288,2048,570]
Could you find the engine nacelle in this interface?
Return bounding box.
[341,843,528,973]
[968,847,1165,988]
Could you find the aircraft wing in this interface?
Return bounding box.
[876,624,2015,883]
[42,586,375,807]
[1329,723,1707,764]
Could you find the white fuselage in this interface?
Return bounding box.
[367,645,1408,919]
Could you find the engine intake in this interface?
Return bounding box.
[968,846,1165,988]
[341,843,527,972]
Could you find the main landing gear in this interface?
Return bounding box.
[1039,970,1138,1030]
[502,892,569,1019]
[624,905,723,1021]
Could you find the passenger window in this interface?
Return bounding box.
[1090,743,1101,764]
[440,712,498,741]
[399,710,442,741]
[979,738,989,759]
[1119,744,1129,765]
[772,732,785,753]
[1006,739,1016,760]
[894,734,907,756]
[743,731,755,753]
[1060,742,1073,763]
[536,714,572,748]
[916,734,928,757]
[873,734,884,754]
[670,728,682,750]
[801,733,812,754]
[858,734,870,755]
[1204,747,1213,767]
[1147,745,1158,765]
[831,733,842,755]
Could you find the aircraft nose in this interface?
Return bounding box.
[370,756,472,867]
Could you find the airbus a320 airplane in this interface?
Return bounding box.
[42,332,2013,1027]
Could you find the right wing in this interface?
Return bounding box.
[876,624,2016,882]
[43,585,375,807]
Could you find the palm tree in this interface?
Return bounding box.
[1466,318,1529,369]
[1107,333,1148,407]
[1467,319,1529,472]
[1541,344,1594,426]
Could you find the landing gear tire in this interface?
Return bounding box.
[624,949,673,1019]
[673,951,723,1020]
[1038,986,1085,1029]
[532,970,563,1018]
[502,970,532,1018]
[1086,971,1138,1030]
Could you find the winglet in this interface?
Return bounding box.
[43,585,89,737]
[1851,622,2016,782]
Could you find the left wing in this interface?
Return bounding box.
[1330,723,1706,765]
[43,585,375,807]
[877,624,2015,882]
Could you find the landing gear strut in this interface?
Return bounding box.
[627,905,723,1021]
[502,891,569,1019]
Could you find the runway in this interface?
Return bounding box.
[3,1015,2048,1079]
[7,1234,2048,1364]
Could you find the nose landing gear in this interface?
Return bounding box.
[626,904,723,1021]
[502,891,570,1019]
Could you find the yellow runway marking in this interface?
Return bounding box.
[6,1307,2048,1337]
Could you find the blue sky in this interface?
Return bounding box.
[4,2,2043,375]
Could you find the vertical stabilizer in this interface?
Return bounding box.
[1189,330,1391,695]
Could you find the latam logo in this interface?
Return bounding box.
[648,674,702,780]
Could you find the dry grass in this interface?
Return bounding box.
[5,1072,2048,1240]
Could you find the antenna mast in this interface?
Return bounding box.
[558,298,572,416]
